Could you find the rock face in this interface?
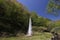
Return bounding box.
[51,32,60,40]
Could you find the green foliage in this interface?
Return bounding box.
[54,20,60,26]
[51,27,60,33]
[46,20,60,32]
[0,32,52,40]
[0,0,30,36]
[47,0,60,16]
[31,12,51,27]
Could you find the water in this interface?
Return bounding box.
[26,17,32,36]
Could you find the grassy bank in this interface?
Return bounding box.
[0,32,52,40]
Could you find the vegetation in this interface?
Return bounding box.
[0,0,60,40]
[47,0,60,32]
[31,12,51,27]
[0,0,30,36]
[0,32,52,40]
[51,27,60,33]
[47,0,60,16]
[0,0,52,37]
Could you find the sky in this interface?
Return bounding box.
[17,0,60,21]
